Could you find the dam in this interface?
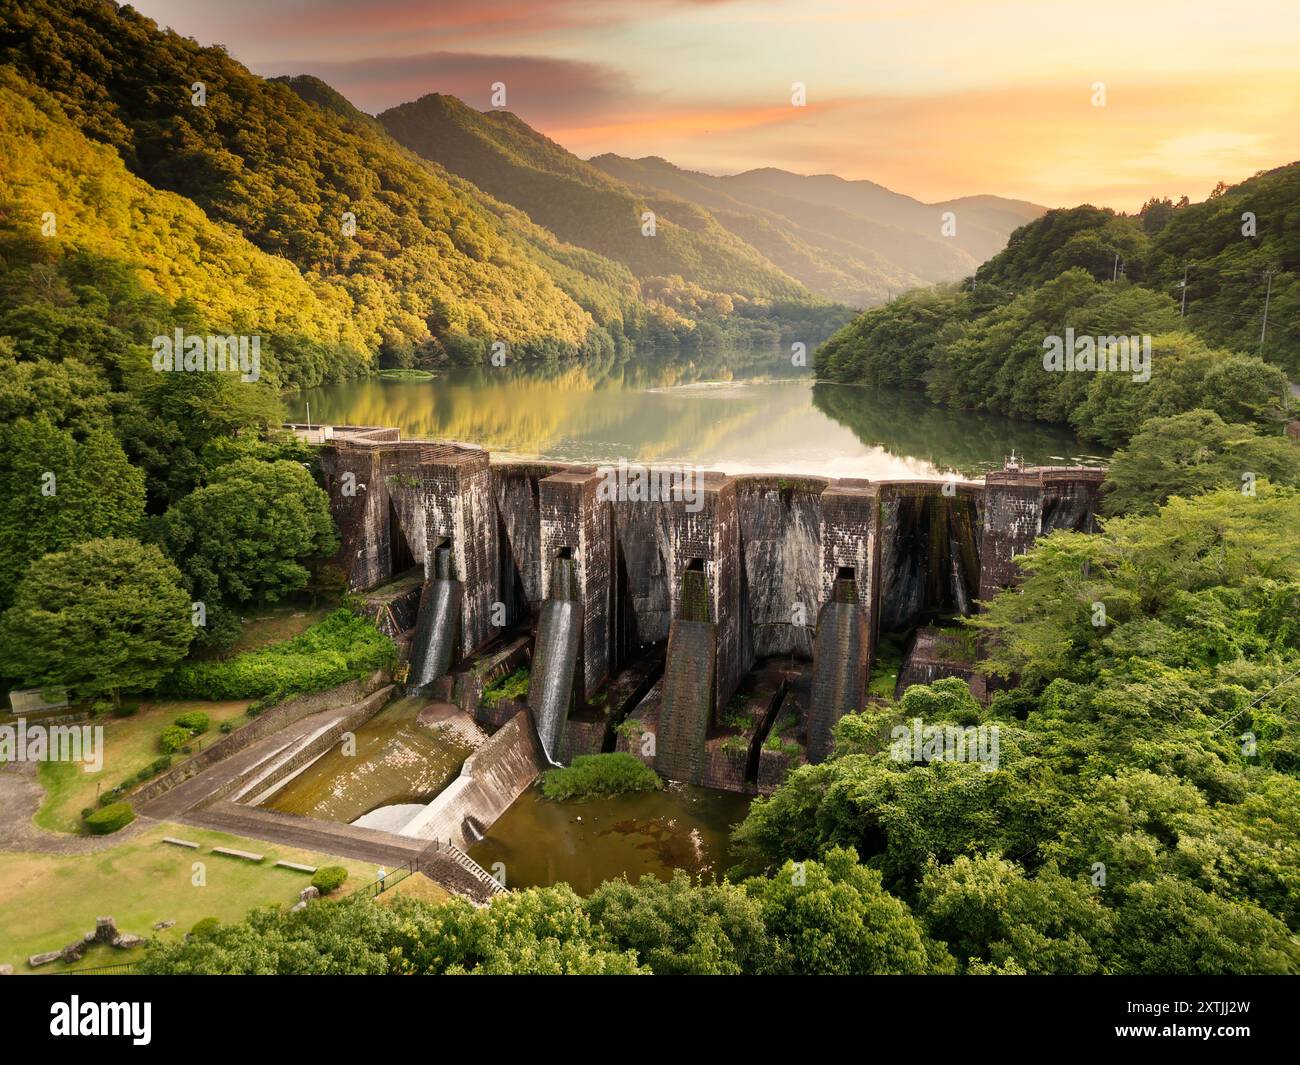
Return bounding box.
[296,424,1103,793]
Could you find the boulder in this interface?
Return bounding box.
[27,951,62,968]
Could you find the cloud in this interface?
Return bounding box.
[274,51,637,120]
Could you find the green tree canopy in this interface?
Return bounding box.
[0,416,144,610]
[1101,409,1300,515]
[0,537,193,700]
[156,459,338,631]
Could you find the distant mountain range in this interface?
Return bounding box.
[379,93,1045,309]
[1,0,1046,385]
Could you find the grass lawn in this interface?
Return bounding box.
[34,698,252,834]
[0,822,447,972]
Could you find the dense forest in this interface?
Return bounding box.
[816,167,1300,448]
[0,0,852,380]
[136,484,1300,974]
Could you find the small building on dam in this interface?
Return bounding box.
[293,424,1104,796]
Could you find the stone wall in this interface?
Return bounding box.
[735,477,825,662]
[818,479,880,651]
[540,467,611,694]
[670,474,743,712]
[877,483,981,631]
[492,463,563,624]
[421,449,498,657]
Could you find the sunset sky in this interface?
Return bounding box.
[134,0,1300,210]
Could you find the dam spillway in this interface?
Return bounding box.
[528,555,584,765]
[407,544,462,692]
[299,424,1102,788]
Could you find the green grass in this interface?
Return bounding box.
[165,609,395,701]
[227,604,332,654]
[0,823,403,972]
[34,698,252,834]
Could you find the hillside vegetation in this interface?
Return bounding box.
[816,165,1299,445]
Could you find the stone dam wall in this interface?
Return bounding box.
[302,426,1103,782]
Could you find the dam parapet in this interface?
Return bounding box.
[296,425,1103,791]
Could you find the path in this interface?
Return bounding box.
[0,761,151,855]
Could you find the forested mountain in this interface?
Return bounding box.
[591,155,1045,305]
[0,0,627,375]
[378,93,811,304]
[816,164,1299,445]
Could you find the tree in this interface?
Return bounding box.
[1110,878,1298,975]
[0,538,193,701]
[918,855,1111,974]
[741,848,951,974]
[1102,409,1300,515]
[584,870,771,975]
[156,459,338,641]
[0,417,145,610]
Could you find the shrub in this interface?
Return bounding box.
[174,711,210,735]
[189,917,221,940]
[112,701,140,718]
[541,754,662,802]
[91,700,113,719]
[159,725,190,753]
[312,866,348,895]
[482,668,529,708]
[218,721,234,734]
[84,802,135,835]
[165,610,394,701]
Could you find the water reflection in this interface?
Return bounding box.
[298,349,1106,478]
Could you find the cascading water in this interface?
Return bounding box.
[807,573,868,763]
[528,555,584,766]
[407,545,463,693]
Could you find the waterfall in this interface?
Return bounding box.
[528,556,584,766]
[407,545,463,693]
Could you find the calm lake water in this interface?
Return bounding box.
[468,782,753,895]
[298,349,1106,478]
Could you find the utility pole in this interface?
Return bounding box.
[1260,269,1275,351]
[306,400,312,432]
[1112,252,1120,282]
[1179,264,1189,318]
